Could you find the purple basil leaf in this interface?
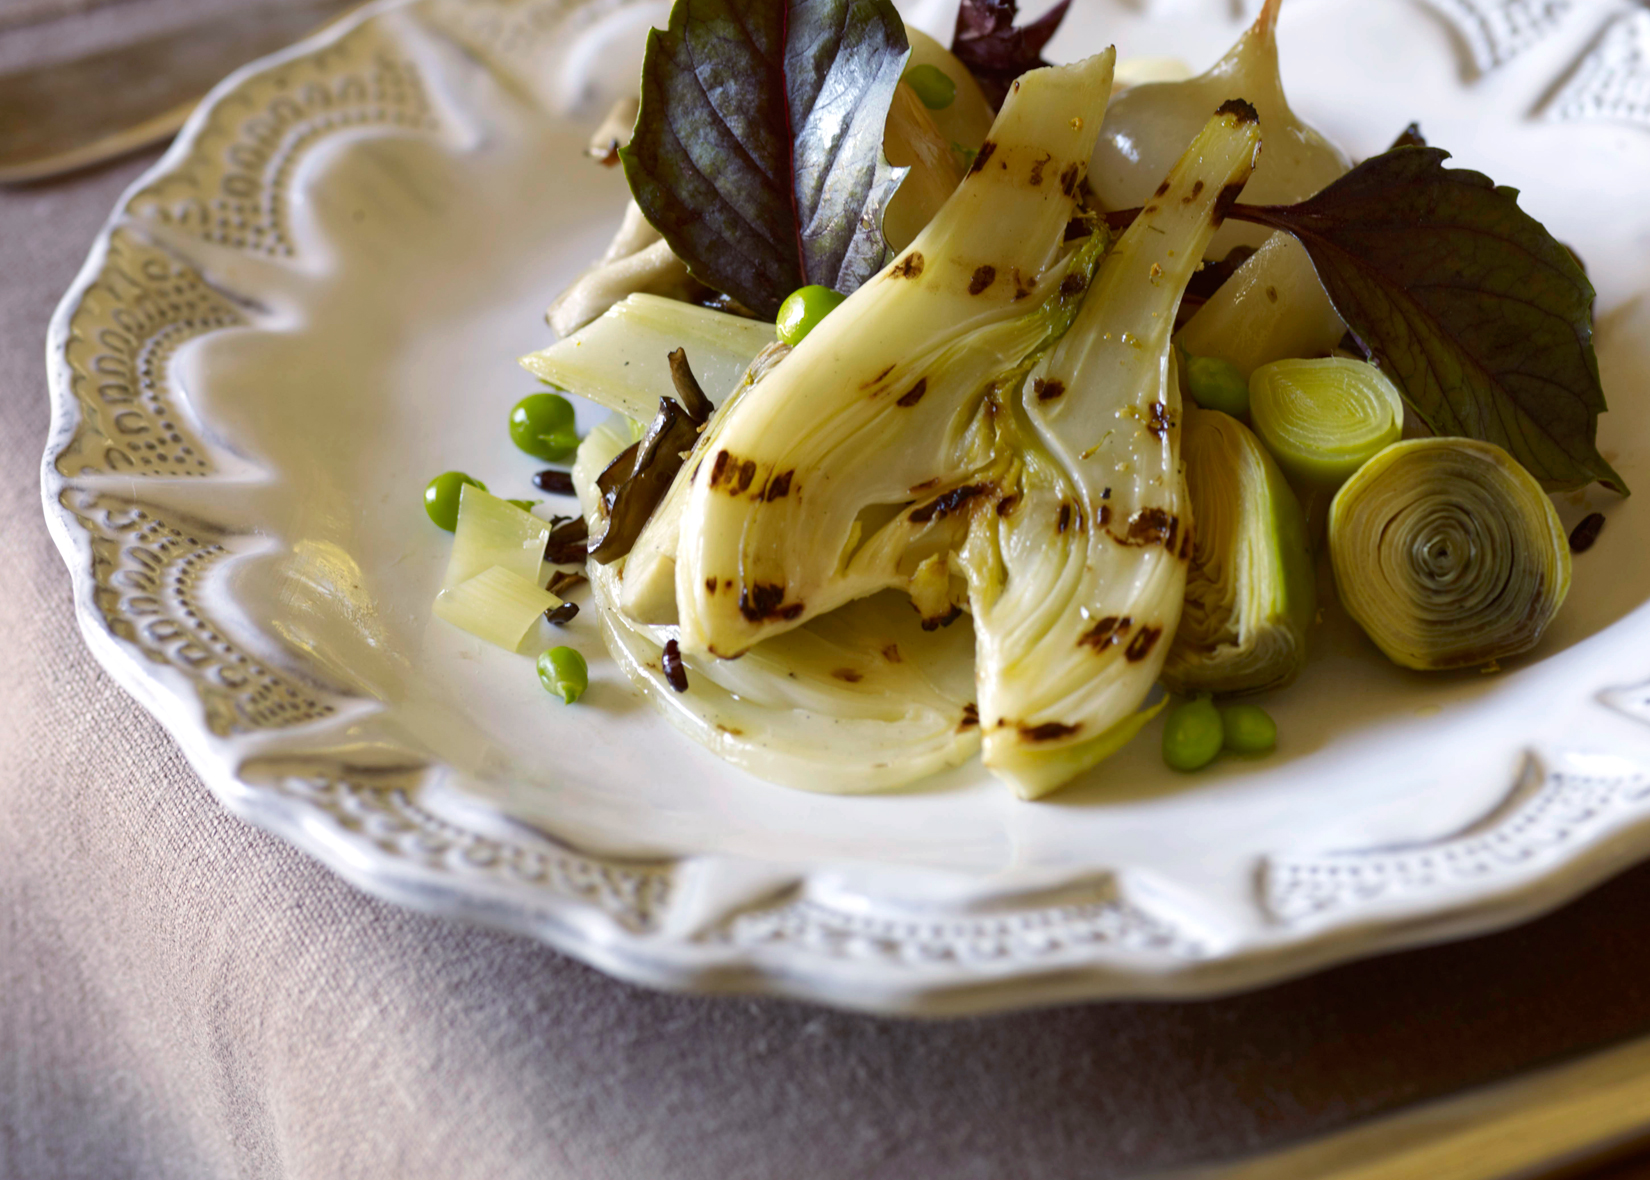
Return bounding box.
[620,0,910,320]
[951,0,1071,109]
[1234,147,1626,494]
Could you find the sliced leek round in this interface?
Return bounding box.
[1163,407,1315,695]
[1248,357,1403,487]
[1328,438,1571,670]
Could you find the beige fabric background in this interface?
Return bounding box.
[10,3,1650,1177]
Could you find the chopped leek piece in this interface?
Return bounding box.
[443,484,550,590]
[1248,357,1403,487]
[434,566,562,651]
[1329,438,1571,670]
[519,294,776,422]
[1162,407,1314,696]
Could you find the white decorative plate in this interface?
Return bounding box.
[41,0,1650,1014]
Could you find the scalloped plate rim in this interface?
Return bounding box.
[36,0,1650,1015]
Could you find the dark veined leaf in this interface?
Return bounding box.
[589,351,715,564]
[620,0,910,320]
[950,0,1072,109]
[1233,147,1626,494]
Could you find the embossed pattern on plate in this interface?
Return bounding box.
[39,0,1650,1013]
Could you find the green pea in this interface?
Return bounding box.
[424,471,486,532]
[1184,355,1250,418]
[537,646,588,705]
[902,64,956,110]
[776,285,847,346]
[1162,696,1223,772]
[1221,703,1277,755]
[510,393,580,462]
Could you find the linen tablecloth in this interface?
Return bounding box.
[10,3,1650,1177]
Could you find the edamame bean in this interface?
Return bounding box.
[1161,696,1223,772]
[902,64,956,110]
[537,646,588,704]
[776,285,846,346]
[510,393,580,462]
[1184,355,1250,418]
[1221,704,1277,754]
[424,471,485,531]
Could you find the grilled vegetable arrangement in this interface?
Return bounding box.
[427,0,1626,798]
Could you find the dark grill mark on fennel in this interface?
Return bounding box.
[739,582,803,623]
[735,460,756,493]
[1183,179,1205,204]
[909,484,986,524]
[969,265,997,294]
[1115,508,1176,548]
[970,141,996,174]
[921,605,963,632]
[1034,378,1065,402]
[1059,162,1083,197]
[1154,180,1171,198]
[1020,721,1079,741]
[831,668,863,683]
[1060,272,1086,297]
[890,252,924,278]
[1212,182,1245,225]
[662,639,689,692]
[1147,401,1174,439]
[882,644,901,662]
[996,493,1020,517]
[1217,97,1260,124]
[1097,504,1112,526]
[764,470,794,500]
[1078,615,1130,652]
[1057,503,1072,533]
[705,577,718,593]
[1124,626,1162,662]
[543,601,579,626]
[862,364,896,388]
[959,703,979,731]
[709,450,730,486]
[1030,154,1052,185]
[897,378,928,407]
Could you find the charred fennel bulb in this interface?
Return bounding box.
[661,50,1263,796]
[574,416,981,792]
[671,52,1120,659]
[1162,408,1314,695]
[968,106,1263,796]
[1329,438,1572,670]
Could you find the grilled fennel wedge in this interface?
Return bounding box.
[575,416,982,791]
[670,51,1119,657]
[966,104,1264,796]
